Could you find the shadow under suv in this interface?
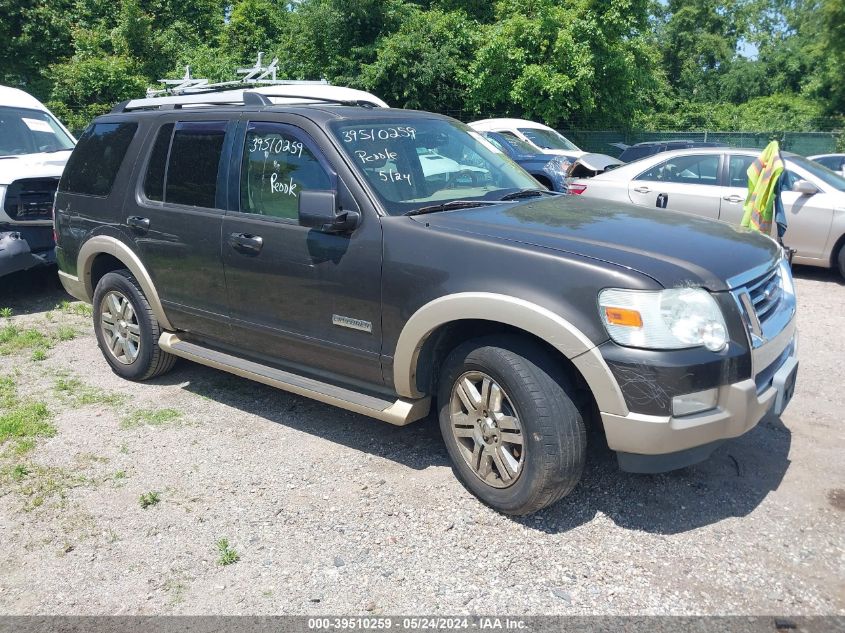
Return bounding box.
[54,93,798,515]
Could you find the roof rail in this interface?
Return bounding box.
[112,90,274,113]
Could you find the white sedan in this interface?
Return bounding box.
[468,118,585,162]
[569,147,845,276]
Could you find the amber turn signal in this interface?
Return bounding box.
[603,307,643,328]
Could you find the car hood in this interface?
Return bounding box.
[0,151,70,186]
[417,196,782,291]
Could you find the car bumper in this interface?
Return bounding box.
[600,319,798,473]
[0,228,56,278]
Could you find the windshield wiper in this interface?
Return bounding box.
[404,200,498,216]
[498,188,559,201]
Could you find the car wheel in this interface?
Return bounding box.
[92,270,176,381]
[838,243,845,279]
[437,335,586,515]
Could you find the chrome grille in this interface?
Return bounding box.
[745,266,782,324]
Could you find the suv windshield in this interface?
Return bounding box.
[517,127,579,151]
[0,106,75,157]
[789,155,845,192]
[331,118,538,214]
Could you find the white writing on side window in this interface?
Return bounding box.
[342,127,416,143]
[249,135,304,158]
[378,170,411,185]
[270,173,298,196]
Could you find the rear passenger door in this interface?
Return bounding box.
[220,119,384,386]
[628,153,722,218]
[720,153,755,224]
[126,118,233,341]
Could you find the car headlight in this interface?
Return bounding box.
[542,158,571,180]
[599,287,728,351]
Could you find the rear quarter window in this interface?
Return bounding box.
[59,122,137,196]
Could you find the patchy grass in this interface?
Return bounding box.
[56,326,77,342]
[0,401,55,444]
[2,463,90,511]
[55,300,93,318]
[113,469,127,480]
[31,348,47,361]
[0,375,15,408]
[139,490,160,509]
[54,376,125,407]
[216,538,240,566]
[0,324,51,356]
[121,408,182,429]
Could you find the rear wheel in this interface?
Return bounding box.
[437,335,586,515]
[837,242,845,279]
[92,270,176,381]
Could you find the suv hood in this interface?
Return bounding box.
[0,151,71,186]
[418,196,781,291]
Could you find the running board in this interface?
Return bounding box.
[158,333,430,426]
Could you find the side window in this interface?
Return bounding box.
[781,170,799,190]
[728,155,755,188]
[165,121,227,208]
[240,122,331,221]
[637,154,720,186]
[59,122,137,196]
[143,123,174,202]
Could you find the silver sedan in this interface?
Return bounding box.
[569,147,845,277]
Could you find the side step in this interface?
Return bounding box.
[158,333,430,426]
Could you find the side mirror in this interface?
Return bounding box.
[298,190,360,234]
[792,179,819,195]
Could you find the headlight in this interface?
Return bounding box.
[599,287,728,351]
[542,158,571,179]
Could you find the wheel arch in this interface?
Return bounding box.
[77,235,174,331]
[392,293,628,416]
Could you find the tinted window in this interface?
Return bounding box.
[813,156,843,171]
[728,155,755,188]
[518,127,579,151]
[240,122,331,221]
[788,155,845,191]
[165,121,227,208]
[637,154,720,186]
[60,122,137,196]
[143,123,173,202]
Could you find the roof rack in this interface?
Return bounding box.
[112,90,378,113]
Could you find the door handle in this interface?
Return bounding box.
[126,216,150,232]
[722,194,743,203]
[633,186,650,194]
[229,232,263,255]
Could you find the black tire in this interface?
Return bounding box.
[837,243,845,279]
[437,335,586,515]
[92,270,176,381]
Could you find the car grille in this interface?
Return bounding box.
[745,266,782,324]
[3,177,60,221]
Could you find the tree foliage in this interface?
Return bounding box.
[2,0,839,134]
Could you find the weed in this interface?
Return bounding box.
[0,308,11,318]
[31,348,47,361]
[0,375,15,408]
[4,464,89,511]
[56,301,92,318]
[119,442,129,454]
[54,377,125,407]
[11,464,28,480]
[56,326,76,342]
[0,401,55,443]
[216,538,240,566]
[121,408,182,429]
[0,324,51,356]
[11,438,36,455]
[113,470,127,480]
[139,490,160,509]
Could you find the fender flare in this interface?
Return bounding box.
[76,235,174,331]
[392,292,628,416]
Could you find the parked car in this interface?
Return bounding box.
[612,140,727,163]
[566,152,623,181]
[481,131,571,191]
[0,85,76,277]
[808,153,845,177]
[55,93,797,515]
[569,147,845,277]
[469,118,585,162]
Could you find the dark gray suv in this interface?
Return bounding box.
[54,93,798,515]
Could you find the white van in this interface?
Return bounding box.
[0,85,76,277]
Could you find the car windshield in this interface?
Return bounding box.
[789,155,845,192]
[492,134,540,156]
[0,106,75,157]
[331,118,539,214]
[517,127,579,151]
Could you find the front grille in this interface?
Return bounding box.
[3,177,60,221]
[745,266,782,324]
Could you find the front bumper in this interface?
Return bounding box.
[600,317,798,473]
[0,227,56,278]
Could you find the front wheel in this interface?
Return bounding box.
[92,270,176,381]
[437,336,586,515]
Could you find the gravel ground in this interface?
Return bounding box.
[0,266,842,616]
